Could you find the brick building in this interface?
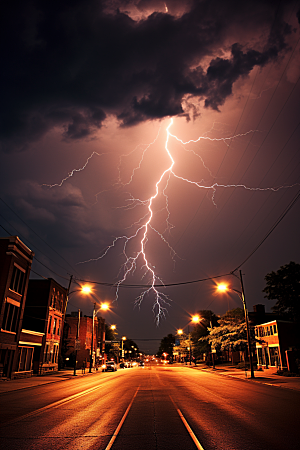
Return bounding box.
[22,278,68,374]
[63,312,106,370]
[0,236,34,378]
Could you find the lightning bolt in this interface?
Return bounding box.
[41,151,107,188]
[44,119,299,324]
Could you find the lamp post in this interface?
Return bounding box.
[74,309,80,376]
[89,301,111,373]
[89,302,96,373]
[121,336,126,359]
[66,284,92,376]
[216,270,255,379]
[177,314,201,365]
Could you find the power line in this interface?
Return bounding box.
[0,197,80,275]
[232,188,300,272]
[74,272,231,288]
[0,213,74,275]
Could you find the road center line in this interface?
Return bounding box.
[105,387,140,450]
[169,395,206,450]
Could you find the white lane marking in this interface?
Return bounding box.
[1,383,108,426]
[105,387,140,450]
[170,395,206,450]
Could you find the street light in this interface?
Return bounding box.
[216,270,255,379]
[177,314,201,365]
[121,336,126,359]
[66,284,93,376]
[100,302,109,311]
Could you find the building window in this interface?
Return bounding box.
[53,317,57,335]
[17,347,33,372]
[51,289,55,307]
[2,302,19,332]
[57,320,61,336]
[44,344,50,363]
[273,324,277,334]
[47,316,52,334]
[53,344,59,363]
[9,265,25,295]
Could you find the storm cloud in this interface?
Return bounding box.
[0,0,297,151]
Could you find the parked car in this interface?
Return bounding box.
[102,361,117,372]
[119,362,125,369]
[138,361,144,367]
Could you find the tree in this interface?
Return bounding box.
[157,334,175,358]
[191,310,219,358]
[263,261,300,323]
[201,308,257,355]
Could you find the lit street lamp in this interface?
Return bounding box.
[89,301,111,373]
[216,270,255,379]
[121,336,126,359]
[177,314,201,365]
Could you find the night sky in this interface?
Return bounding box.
[1,0,300,353]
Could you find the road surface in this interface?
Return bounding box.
[0,363,299,450]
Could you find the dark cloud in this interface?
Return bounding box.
[0,0,297,151]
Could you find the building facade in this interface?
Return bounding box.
[63,313,105,370]
[0,236,34,378]
[255,320,296,372]
[22,278,68,374]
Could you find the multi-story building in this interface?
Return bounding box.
[63,312,105,370]
[22,278,68,374]
[0,236,34,378]
[255,320,297,372]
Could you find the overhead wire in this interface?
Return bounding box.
[0,197,80,276]
[232,188,300,272]
[0,212,75,275]
[225,120,300,267]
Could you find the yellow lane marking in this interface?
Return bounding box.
[170,395,206,450]
[105,387,140,450]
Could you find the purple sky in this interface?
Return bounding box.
[1,0,300,353]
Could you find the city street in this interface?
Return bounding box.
[0,363,299,450]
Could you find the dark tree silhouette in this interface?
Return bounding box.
[263,261,300,323]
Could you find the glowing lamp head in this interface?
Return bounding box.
[217,283,229,293]
[122,336,126,341]
[177,329,183,335]
[100,302,109,311]
[111,325,116,330]
[81,285,92,295]
[191,315,200,324]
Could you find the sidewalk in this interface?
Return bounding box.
[178,362,300,391]
[0,369,100,394]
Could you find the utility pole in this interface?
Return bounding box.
[188,325,192,365]
[74,309,80,376]
[58,274,73,371]
[89,303,96,373]
[239,270,255,379]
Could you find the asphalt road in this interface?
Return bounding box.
[0,363,299,450]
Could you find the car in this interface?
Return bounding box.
[102,361,117,372]
[138,361,144,367]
